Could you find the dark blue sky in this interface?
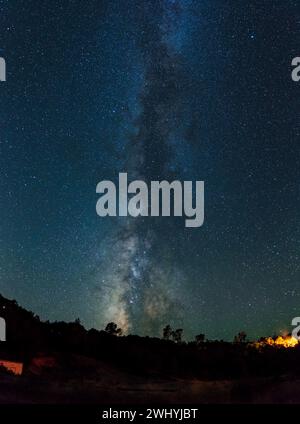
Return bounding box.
[0,0,299,340]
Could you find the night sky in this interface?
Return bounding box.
[0,0,299,340]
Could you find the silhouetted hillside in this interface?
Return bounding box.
[1,293,300,382]
[1,294,300,403]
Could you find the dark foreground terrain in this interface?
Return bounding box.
[0,294,300,404]
[1,355,300,404]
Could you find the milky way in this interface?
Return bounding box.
[94,1,191,334]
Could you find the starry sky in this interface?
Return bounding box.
[0,0,299,340]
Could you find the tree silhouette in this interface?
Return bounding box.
[195,333,205,345]
[234,331,247,343]
[163,324,172,340]
[105,322,123,336]
[172,328,183,344]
